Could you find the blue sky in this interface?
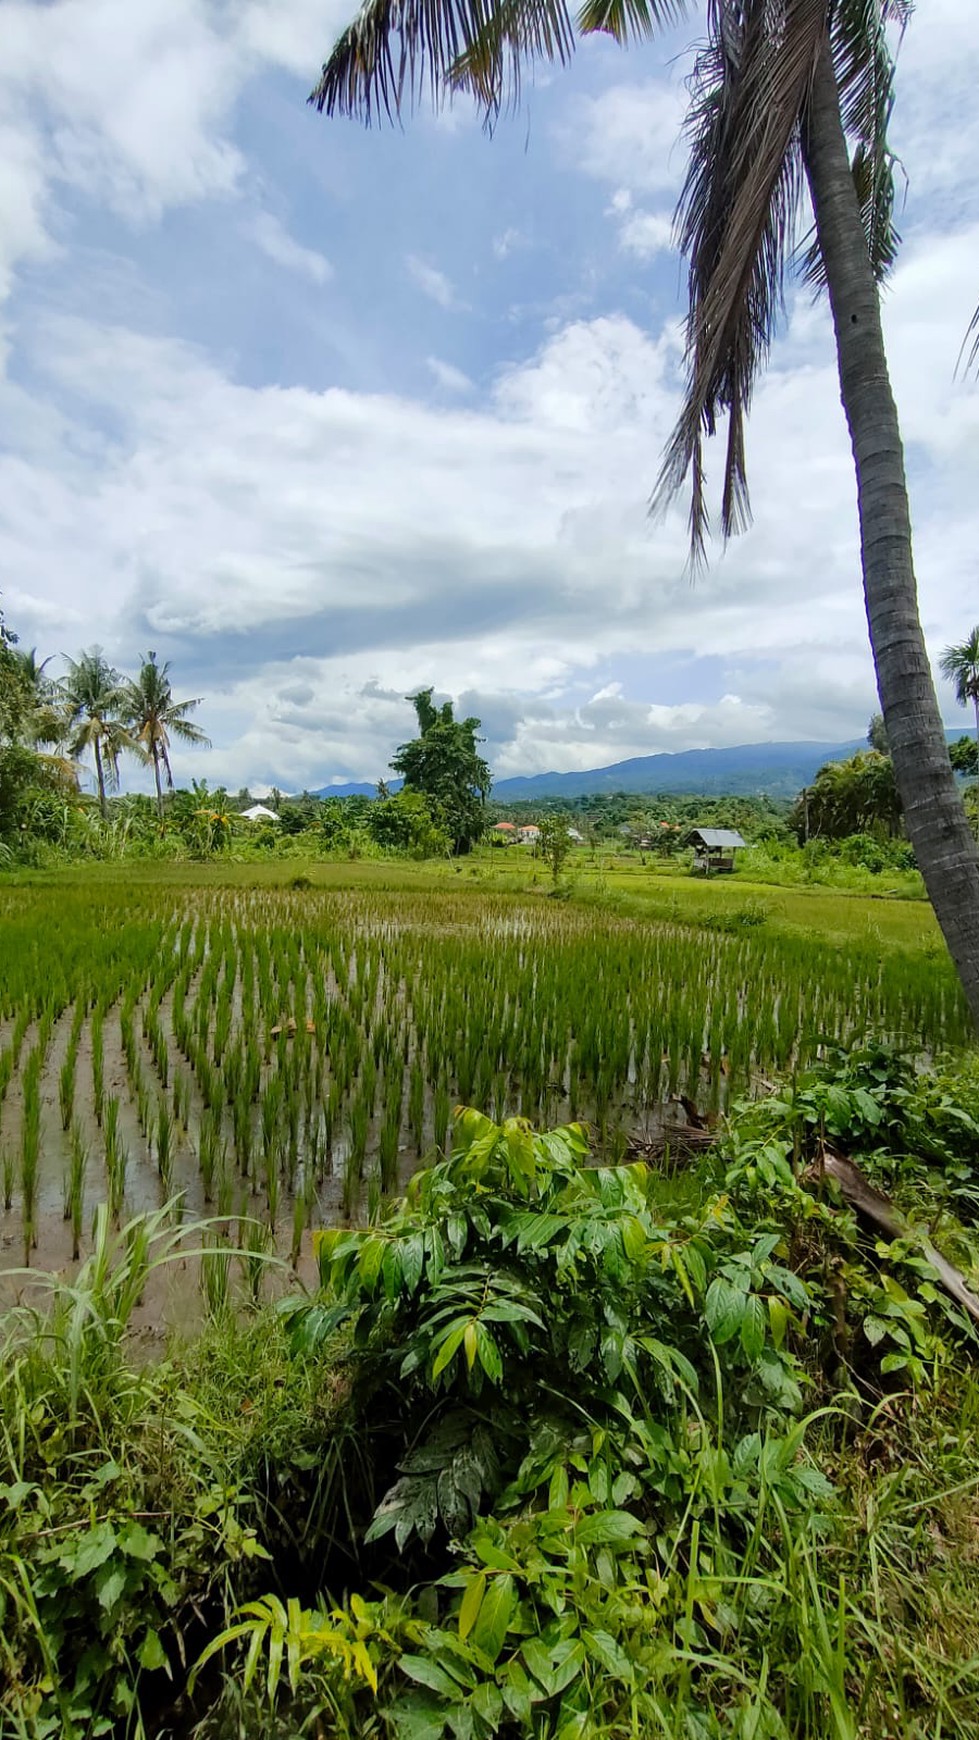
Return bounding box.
[2,0,978,795]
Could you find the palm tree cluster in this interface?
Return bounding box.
[794,749,901,843]
[4,643,210,820]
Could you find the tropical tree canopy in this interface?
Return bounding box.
[124,652,211,818]
[939,629,979,744]
[390,689,490,853]
[793,750,901,842]
[61,648,141,818]
[950,736,979,777]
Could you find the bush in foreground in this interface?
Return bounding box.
[2,1062,979,1737]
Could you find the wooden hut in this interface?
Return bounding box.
[687,827,747,875]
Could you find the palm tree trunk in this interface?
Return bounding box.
[93,736,107,821]
[153,746,164,822]
[801,31,979,1031]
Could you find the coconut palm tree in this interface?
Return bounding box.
[61,649,140,820]
[939,629,979,766]
[11,648,70,752]
[309,0,979,1028]
[124,652,211,821]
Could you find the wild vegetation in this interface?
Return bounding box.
[2,1032,979,1737]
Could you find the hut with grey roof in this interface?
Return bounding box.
[686,827,747,876]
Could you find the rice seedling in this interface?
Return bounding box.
[198,1108,219,1203]
[19,1047,42,1264]
[0,873,970,1276]
[200,1230,231,1315]
[58,1048,76,1133]
[103,1096,127,1228]
[90,1005,105,1128]
[263,1142,281,1229]
[290,1187,306,1269]
[156,1098,174,1197]
[1,1144,14,1213]
[66,1117,88,1261]
[239,1214,273,1305]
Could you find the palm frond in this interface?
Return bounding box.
[800,0,906,286]
[311,0,685,123]
[168,717,211,748]
[576,0,689,39]
[959,305,979,376]
[654,0,826,561]
[311,0,575,123]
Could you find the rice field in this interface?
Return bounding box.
[0,875,970,1294]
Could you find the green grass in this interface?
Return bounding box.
[4,848,942,952]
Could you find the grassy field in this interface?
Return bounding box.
[9,844,943,948]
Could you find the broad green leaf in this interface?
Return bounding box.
[357,1236,386,1290]
[120,1522,162,1562]
[471,1574,516,1663]
[463,1321,479,1372]
[458,1572,486,1642]
[740,1294,767,1361]
[583,1628,633,1682]
[502,1659,534,1721]
[549,1464,569,1511]
[388,1690,449,1740]
[704,1277,746,1345]
[137,1629,168,1673]
[96,1565,127,1612]
[768,1296,789,1350]
[399,1654,462,1698]
[65,1522,117,1578]
[471,1682,504,1726]
[522,1639,586,1698]
[620,1215,646,1262]
[0,1480,35,1510]
[880,1352,909,1374]
[476,1324,503,1384]
[575,1509,644,1549]
[432,1322,467,1380]
[862,1315,889,1347]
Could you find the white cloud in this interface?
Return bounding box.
[492,228,523,260]
[564,77,687,197]
[427,357,474,393]
[6,204,979,789]
[3,0,979,790]
[406,254,462,311]
[0,0,355,315]
[607,190,674,261]
[248,211,333,283]
[0,123,53,307]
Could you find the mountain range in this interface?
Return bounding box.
[308,733,969,803]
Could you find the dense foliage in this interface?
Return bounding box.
[3,1052,979,1737]
[791,751,902,843]
[391,689,491,855]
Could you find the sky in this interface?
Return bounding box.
[1,0,978,797]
